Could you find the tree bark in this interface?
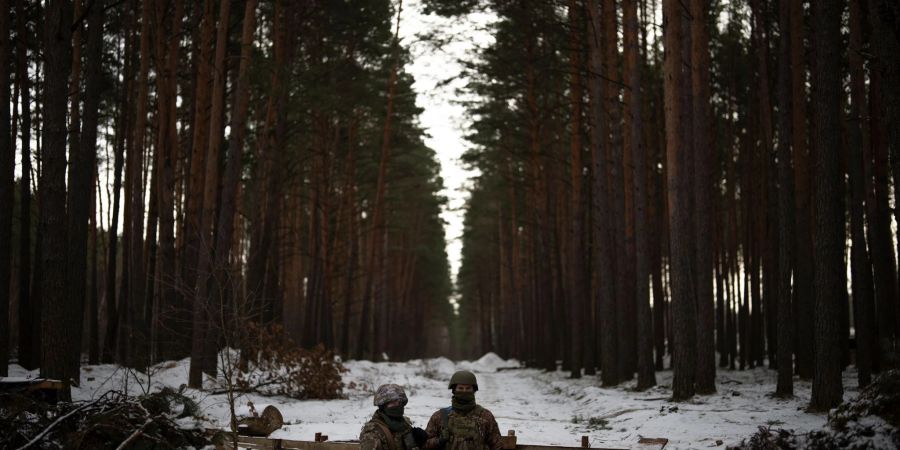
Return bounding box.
[775,0,796,397]
[64,0,105,382]
[567,0,585,379]
[810,0,845,412]
[122,0,151,371]
[39,0,74,398]
[847,0,877,387]
[691,0,714,394]
[194,0,231,378]
[185,0,216,388]
[88,170,100,364]
[0,0,12,377]
[16,0,36,370]
[153,0,184,361]
[358,1,403,360]
[791,0,814,380]
[205,0,259,368]
[603,0,631,382]
[663,0,696,401]
[623,0,655,390]
[101,25,129,363]
[868,0,900,361]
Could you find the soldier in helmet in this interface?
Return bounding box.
[424,371,503,450]
[360,384,427,450]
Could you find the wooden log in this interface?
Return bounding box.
[636,438,667,448]
[0,377,65,403]
[501,430,517,449]
[207,429,667,450]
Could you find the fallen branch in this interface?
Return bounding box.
[597,408,642,420]
[115,417,156,450]
[208,379,283,395]
[115,402,160,450]
[16,400,95,450]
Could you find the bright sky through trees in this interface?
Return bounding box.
[399,0,496,284]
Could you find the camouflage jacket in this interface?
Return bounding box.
[360,412,414,450]
[424,406,503,450]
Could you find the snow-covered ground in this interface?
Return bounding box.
[6,354,861,449]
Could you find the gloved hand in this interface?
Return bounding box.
[404,431,419,450]
[412,427,428,448]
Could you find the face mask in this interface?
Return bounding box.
[383,405,405,418]
[452,391,476,412]
[452,391,475,404]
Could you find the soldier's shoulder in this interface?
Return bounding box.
[477,406,497,420]
[361,419,382,435]
[428,408,446,421]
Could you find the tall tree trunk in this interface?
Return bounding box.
[358,0,403,360]
[567,0,584,379]
[39,0,74,398]
[124,0,151,371]
[791,0,814,380]
[603,0,631,382]
[624,0,655,390]
[154,0,184,361]
[775,0,796,397]
[16,0,35,370]
[194,0,231,378]
[340,120,359,356]
[810,0,845,412]
[749,0,775,371]
[65,0,105,382]
[114,0,137,366]
[206,0,259,366]
[185,0,217,388]
[868,0,900,361]
[247,0,288,326]
[0,0,12,376]
[691,0,714,394]
[102,29,129,362]
[868,68,897,365]
[847,0,877,387]
[88,170,100,364]
[663,0,696,401]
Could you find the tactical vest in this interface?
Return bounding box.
[373,420,416,450]
[441,406,486,450]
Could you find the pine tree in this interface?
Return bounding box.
[663,0,696,401]
[38,0,74,398]
[0,0,11,378]
[810,0,845,412]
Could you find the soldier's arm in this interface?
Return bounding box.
[424,411,443,450]
[482,410,504,450]
[360,423,383,450]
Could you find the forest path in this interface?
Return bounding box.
[8,354,858,449]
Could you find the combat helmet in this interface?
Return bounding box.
[448,370,478,391]
[373,383,409,407]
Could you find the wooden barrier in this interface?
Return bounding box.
[210,430,667,450]
[0,377,65,403]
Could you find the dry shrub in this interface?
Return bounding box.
[235,322,347,400]
[0,389,209,449]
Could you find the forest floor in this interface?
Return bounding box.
[6,354,866,449]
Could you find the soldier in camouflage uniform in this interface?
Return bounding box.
[360,384,427,450]
[424,371,503,450]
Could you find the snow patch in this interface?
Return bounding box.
[458,352,521,373]
[5,356,868,449]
